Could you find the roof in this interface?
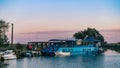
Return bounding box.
[49,39,76,42]
[28,41,65,43]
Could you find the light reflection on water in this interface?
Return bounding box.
[1,50,120,68]
[104,49,120,55]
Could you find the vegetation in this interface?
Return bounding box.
[102,43,120,53]
[14,43,27,58]
[15,43,26,51]
[73,28,104,43]
[0,20,9,48]
[73,28,120,53]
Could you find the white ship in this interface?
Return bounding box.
[2,50,16,60]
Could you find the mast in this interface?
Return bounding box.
[11,23,13,45]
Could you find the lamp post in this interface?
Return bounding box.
[11,23,13,45]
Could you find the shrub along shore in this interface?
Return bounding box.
[101,42,120,53]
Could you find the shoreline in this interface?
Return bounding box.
[102,42,120,53]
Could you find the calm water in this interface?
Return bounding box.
[1,50,120,68]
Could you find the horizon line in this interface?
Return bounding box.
[18,29,120,35]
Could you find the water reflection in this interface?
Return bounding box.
[1,50,120,68]
[104,49,120,55]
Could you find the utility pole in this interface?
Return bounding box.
[11,23,13,45]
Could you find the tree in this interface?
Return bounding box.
[0,20,9,47]
[73,28,104,42]
[15,43,24,51]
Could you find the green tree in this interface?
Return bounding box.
[0,20,9,47]
[73,28,104,42]
[15,43,24,51]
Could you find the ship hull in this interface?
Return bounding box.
[55,46,100,56]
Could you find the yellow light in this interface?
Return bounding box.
[76,39,82,45]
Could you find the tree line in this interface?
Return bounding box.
[0,20,9,47]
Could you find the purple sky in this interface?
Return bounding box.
[1,0,120,43]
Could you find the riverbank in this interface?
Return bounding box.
[102,42,120,53]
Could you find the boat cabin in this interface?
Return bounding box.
[76,37,101,47]
[27,38,101,51]
[27,39,76,51]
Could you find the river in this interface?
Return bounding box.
[1,50,120,68]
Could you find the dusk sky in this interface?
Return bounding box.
[0,0,120,43]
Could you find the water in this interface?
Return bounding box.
[1,50,120,68]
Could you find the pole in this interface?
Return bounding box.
[11,23,13,45]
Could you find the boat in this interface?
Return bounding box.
[56,38,103,56]
[49,38,103,56]
[27,37,104,56]
[55,51,70,56]
[55,46,100,56]
[2,50,17,60]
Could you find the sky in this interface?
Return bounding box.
[0,0,120,43]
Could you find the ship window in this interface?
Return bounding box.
[52,48,54,51]
[62,49,68,52]
[62,49,72,52]
[47,43,49,45]
[38,43,41,45]
[38,45,41,47]
[51,43,53,45]
[62,49,66,52]
[83,49,85,51]
[68,49,70,52]
[69,49,72,52]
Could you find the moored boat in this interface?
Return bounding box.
[2,50,16,60]
[27,37,104,56]
[55,51,70,56]
[54,38,103,56]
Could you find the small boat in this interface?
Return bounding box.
[20,52,33,57]
[55,51,70,56]
[2,50,16,60]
